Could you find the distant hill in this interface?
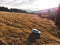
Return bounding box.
[0,11,60,45]
[34,7,58,21]
[34,7,57,15]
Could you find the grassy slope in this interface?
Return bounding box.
[0,11,60,45]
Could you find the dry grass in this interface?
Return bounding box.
[0,11,60,45]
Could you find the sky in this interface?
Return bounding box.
[0,0,60,11]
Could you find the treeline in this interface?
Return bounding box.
[0,7,27,13]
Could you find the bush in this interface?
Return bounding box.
[55,4,60,29]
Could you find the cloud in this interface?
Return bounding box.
[0,0,34,8]
[8,0,34,7]
[0,0,60,11]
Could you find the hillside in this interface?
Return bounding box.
[34,7,57,14]
[0,11,60,45]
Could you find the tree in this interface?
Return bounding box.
[0,7,9,11]
[55,4,60,29]
[0,7,27,13]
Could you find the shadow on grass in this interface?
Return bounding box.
[26,33,41,45]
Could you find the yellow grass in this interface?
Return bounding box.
[0,11,60,45]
